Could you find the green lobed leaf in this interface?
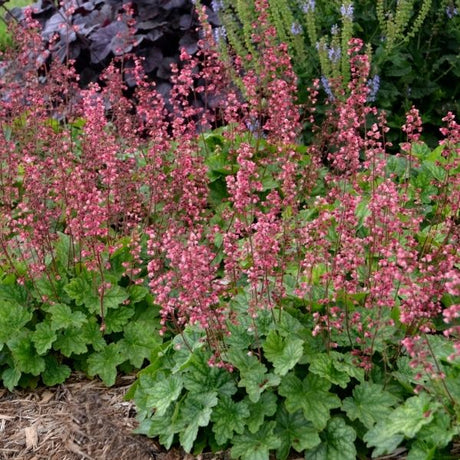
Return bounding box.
[0,279,28,305]
[364,393,441,457]
[53,327,88,356]
[227,348,280,402]
[178,391,218,453]
[65,273,128,313]
[101,285,129,310]
[305,417,356,460]
[231,421,281,460]
[407,441,437,460]
[182,351,237,397]
[127,284,149,303]
[262,330,304,376]
[48,303,87,329]
[87,342,125,386]
[308,353,350,388]
[276,310,305,336]
[32,322,57,355]
[342,382,399,429]
[8,332,46,376]
[245,391,278,434]
[42,355,71,386]
[64,276,92,306]
[80,317,106,351]
[139,371,184,416]
[34,275,68,303]
[381,393,440,438]
[104,306,135,333]
[135,404,181,449]
[170,326,206,372]
[225,321,255,349]
[415,410,459,449]
[118,319,162,368]
[279,373,341,430]
[54,231,72,271]
[0,300,32,344]
[2,367,22,391]
[211,396,250,445]
[329,351,365,382]
[275,407,321,460]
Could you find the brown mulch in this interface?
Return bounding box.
[0,373,229,460]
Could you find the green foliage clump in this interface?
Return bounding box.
[0,234,161,389]
[128,308,460,459]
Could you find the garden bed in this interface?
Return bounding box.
[4,373,457,459]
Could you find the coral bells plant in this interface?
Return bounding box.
[0,2,459,459]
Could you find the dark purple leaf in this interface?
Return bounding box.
[135,1,161,21]
[179,31,198,54]
[74,14,99,35]
[156,56,175,79]
[89,20,129,62]
[43,13,76,42]
[30,0,54,15]
[146,28,166,42]
[74,2,96,14]
[137,20,162,30]
[179,14,192,30]
[138,46,163,73]
[162,0,188,9]
[156,81,172,101]
[204,7,220,26]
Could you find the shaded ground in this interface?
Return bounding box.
[0,373,458,459]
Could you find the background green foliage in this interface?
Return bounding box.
[0,0,31,49]
[217,0,460,147]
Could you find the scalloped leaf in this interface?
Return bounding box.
[231,421,281,460]
[227,348,280,402]
[118,319,162,368]
[48,303,87,330]
[139,371,184,416]
[342,382,399,429]
[364,393,441,457]
[211,396,250,445]
[308,353,350,388]
[279,373,341,430]
[245,391,278,434]
[53,327,88,356]
[275,407,321,460]
[32,322,57,355]
[104,306,135,333]
[178,391,218,453]
[305,417,356,460]
[0,300,32,344]
[2,367,22,391]
[87,342,125,386]
[42,355,71,386]
[263,330,304,376]
[182,351,236,397]
[8,332,46,376]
